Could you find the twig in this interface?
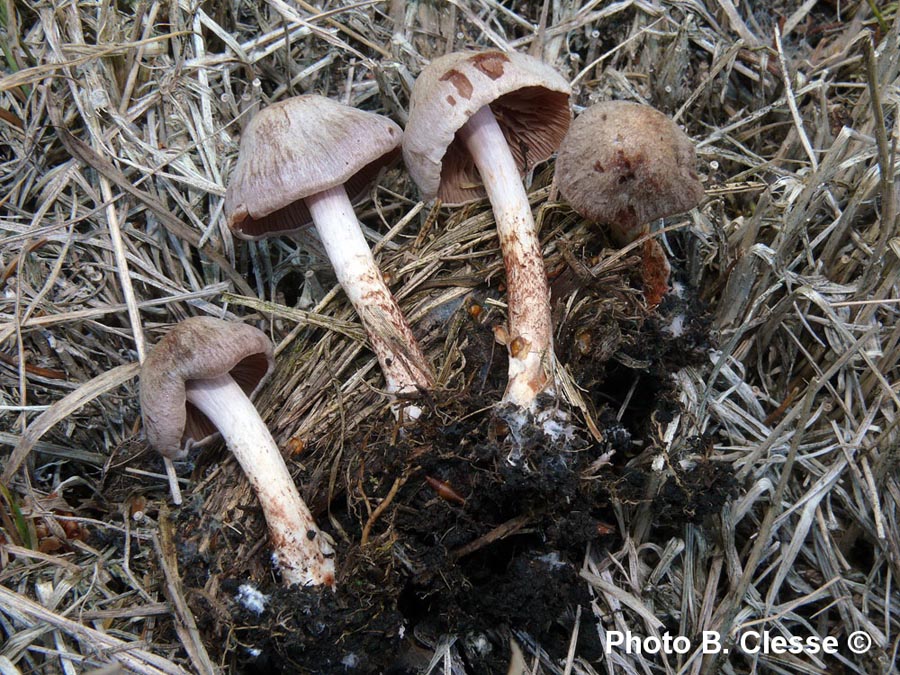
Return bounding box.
[774,25,818,171]
[94,133,182,504]
[855,36,898,319]
[360,475,404,546]
[154,506,216,675]
[451,514,532,560]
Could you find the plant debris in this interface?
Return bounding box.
[2,1,899,674]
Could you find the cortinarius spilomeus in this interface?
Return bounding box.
[140,317,335,587]
[403,50,571,411]
[226,95,434,406]
[555,101,705,304]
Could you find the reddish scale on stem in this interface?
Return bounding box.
[403,50,572,410]
[555,101,705,305]
[226,95,434,404]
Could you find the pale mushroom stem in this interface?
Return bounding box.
[457,104,554,409]
[185,373,335,587]
[306,185,434,401]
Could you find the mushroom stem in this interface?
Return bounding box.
[305,185,434,398]
[457,105,553,409]
[185,373,335,587]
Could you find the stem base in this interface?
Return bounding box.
[186,374,335,587]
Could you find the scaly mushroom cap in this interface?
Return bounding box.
[555,101,705,241]
[140,317,274,458]
[225,95,402,239]
[403,50,572,205]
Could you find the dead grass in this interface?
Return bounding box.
[2,0,899,673]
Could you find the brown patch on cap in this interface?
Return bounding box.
[614,206,640,231]
[446,95,456,105]
[470,51,510,79]
[439,69,473,99]
[402,50,572,205]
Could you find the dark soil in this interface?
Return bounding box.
[208,243,735,674]
[65,233,734,674]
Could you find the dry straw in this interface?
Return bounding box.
[1,1,899,673]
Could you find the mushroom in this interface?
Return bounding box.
[402,50,571,411]
[140,316,335,587]
[225,95,433,404]
[554,101,705,305]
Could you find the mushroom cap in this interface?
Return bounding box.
[555,101,705,241]
[225,95,402,239]
[140,317,275,458]
[402,50,572,205]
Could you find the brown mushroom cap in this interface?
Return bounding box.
[403,50,571,205]
[140,317,274,458]
[555,101,705,239]
[225,95,402,240]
